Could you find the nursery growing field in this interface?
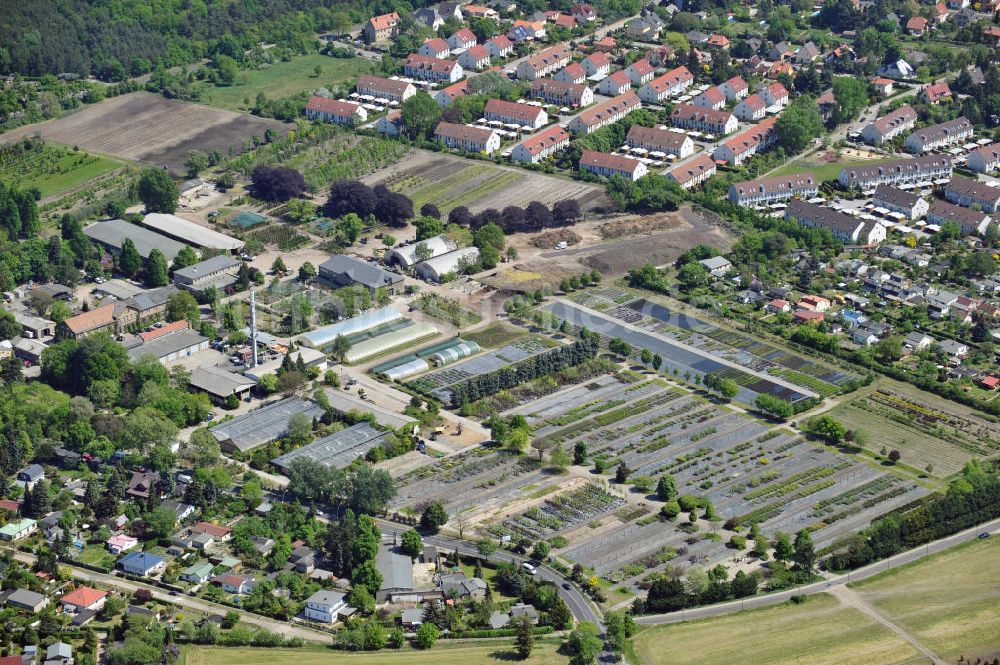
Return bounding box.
[225,126,409,192]
[1,92,287,173]
[629,594,925,665]
[0,139,121,198]
[826,380,1000,478]
[496,376,924,583]
[364,150,609,214]
[853,535,1000,662]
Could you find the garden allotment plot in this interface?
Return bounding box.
[500,376,924,586]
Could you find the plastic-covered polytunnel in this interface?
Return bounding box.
[428,340,481,366]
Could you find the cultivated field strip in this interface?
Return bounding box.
[364,150,608,213]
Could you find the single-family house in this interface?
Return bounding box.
[0,518,36,541]
[6,589,48,613]
[919,81,952,104]
[304,590,348,623]
[117,552,166,577]
[699,256,732,277]
[106,534,138,554]
[59,587,108,613]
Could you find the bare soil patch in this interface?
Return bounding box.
[530,229,582,249]
[1,92,287,174]
[502,205,734,282]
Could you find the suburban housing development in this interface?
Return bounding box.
[2,0,1000,663]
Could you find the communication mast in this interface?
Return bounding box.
[249,287,258,368]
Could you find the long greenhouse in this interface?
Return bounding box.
[343,321,438,364]
[298,306,403,349]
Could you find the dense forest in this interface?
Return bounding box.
[1,0,379,79]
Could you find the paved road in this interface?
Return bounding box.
[3,548,333,643]
[636,517,1000,625]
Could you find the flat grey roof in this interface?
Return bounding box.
[84,218,187,261]
[210,397,326,452]
[189,366,257,397]
[271,422,388,471]
[376,547,414,591]
[175,255,241,281]
[141,213,244,251]
[128,328,207,361]
[322,389,416,429]
[94,279,145,300]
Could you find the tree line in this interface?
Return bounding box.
[446,337,599,408]
[825,462,1000,570]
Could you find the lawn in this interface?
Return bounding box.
[628,594,924,665]
[464,322,529,349]
[852,535,1000,662]
[183,643,566,665]
[76,544,116,570]
[197,54,374,111]
[770,156,898,184]
[0,140,122,198]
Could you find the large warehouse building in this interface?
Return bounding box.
[84,218,188,262]
[140,213,244,252]
[210,397,326,453]
[271,422,390,472]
